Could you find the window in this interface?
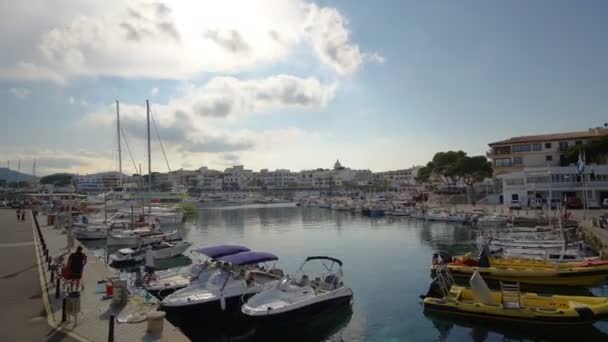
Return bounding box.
[512,144,532,152]
[532,143,542,151]
[494,158,512,167]
[512,194,519,201]
[575,140,583,146]
[545,142,552,149]
[505,178,524,186]
[546,155,553,161]
[513,157,523,165]
[559,141,569,151]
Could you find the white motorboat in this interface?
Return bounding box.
[109,241,191,266]
[106,228,181,247]
[495,247,595,262]
[475,215,508,227]
[160,251,283,326]
[242,256,353,326]
[144,244,251,299]
[391,207,412,217]
[425,211,467,223]
[119,207,184,225]
[73,221,131,240]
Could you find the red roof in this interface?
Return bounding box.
[489,128,608,146]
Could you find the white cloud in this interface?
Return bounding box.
[150,87,159,96]
[8,87,31,99]
[80,74,331,158]
[80,99,88,106]
[0,1,381,82]
[68,96,75,104]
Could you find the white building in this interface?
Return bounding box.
[500,165,608,208]
[195,167,223,191]
[258,169,297,189]
[488,127,608,175]
[374,166,422,191]
[223,165,254,190]
[75,172,123,193]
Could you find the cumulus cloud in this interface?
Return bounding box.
[80,74,326,155]
[0,1,381,82]
[68,96,75,104]
[150,87,159,96]
[9,87,31,99]
[187,75,337,118]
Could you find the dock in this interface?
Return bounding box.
[28,210,189,342]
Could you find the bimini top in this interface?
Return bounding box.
[305,256,343,266]
[193,245,250,259]
[218,251,278,266]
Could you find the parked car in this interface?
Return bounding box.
[565,197,582,209]
[529,199,544,209]
[508,200,522,210]
[550,199,563,209]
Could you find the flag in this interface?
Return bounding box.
[576,151,586,176]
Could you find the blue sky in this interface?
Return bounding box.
[1,0,608,175]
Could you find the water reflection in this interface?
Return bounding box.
[424,310,608,341]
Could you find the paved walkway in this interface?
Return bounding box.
[33,214,189,342]
[0,209,75,341]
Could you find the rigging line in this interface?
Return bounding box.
[150,108,172,172]
[120,128,139,176]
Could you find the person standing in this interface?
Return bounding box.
[20,210,25,222]
[67,246,87,291]
[144,245,155,283]
[16,209,20,221]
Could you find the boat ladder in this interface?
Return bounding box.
[435,266,455,297]
[500,282,521,309]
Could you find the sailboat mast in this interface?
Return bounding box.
[116,100,123,187]
[146,100,152,213]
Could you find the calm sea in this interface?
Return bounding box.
[93,203,608,341]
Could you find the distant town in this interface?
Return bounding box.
[3,126,608,209]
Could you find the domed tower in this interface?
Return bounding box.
[334,159,342,170]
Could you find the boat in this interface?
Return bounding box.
[242,256,353,326]
[160,251,283,326]
[475,215,508,228]
[109,241,191,266]
[106,228,181,247]
[144,244,251,299]
[73,221,130,240]
[425,211,467,223]
[431,248,608,286]
[422,267,608,325]
[494,247,596,263]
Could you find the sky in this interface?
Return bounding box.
[1,0,608,176]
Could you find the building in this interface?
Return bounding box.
[258,169,297,189]
[196,167,223,191]
[488,127,608,175]
[374,167,422,191]
[222,165,254,190]
[500,165,608,207]
[75,171,123,193]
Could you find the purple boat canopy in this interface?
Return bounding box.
[193,245,250,259]
[218,251,278,266]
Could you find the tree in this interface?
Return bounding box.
[416,151,492,196]
[564,135,608,165]
[416,151,467,191]
[40,173,73,186]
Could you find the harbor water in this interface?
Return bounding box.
[92,203,608,341]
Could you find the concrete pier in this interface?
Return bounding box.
[0,209,75,341]
[29,211,189,342]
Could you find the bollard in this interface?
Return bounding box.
[108,315,115,342]
[55,277,61,299]
[50,266,55,284]
[61,298,67,323]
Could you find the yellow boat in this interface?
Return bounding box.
[422,269,608,325]
[431,251,608,286]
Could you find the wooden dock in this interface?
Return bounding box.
[31,212,189,342]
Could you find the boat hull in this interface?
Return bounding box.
[161,294,252,327]
[439,266,608,286]
[244,291,353,327]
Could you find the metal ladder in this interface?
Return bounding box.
[500,282,521,309]
[435,266,455,297]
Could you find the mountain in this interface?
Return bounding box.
[0,167,37,182]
